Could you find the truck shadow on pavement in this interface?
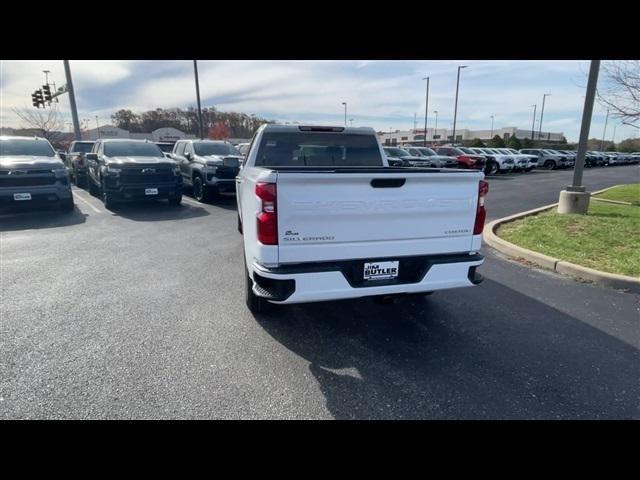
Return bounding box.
[0,205,88,232]
[107,201,210,222]
[253,279,639,420]
[183,191,238,211]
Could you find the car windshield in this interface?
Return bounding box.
[70,142,94,153]
[156,143,174,153]
[439,148,464,156]
[417,148,436,156]
[104,142,164,157]
[255,132,383,167]
[459,147,475,154]
[0,138,55,157]
[383,147,410,158]
[543,150,558,155]
[194,143,241,156]
[406,148,423,156]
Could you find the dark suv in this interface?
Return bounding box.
[85,139,183,208]
[65,140,95,188]
[170,140,242,202]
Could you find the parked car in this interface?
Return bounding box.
[382,147,417,167]
[236,124,487,313]
[65,140,95,188]
[85,139,183,208]
[519,148,569,170]
[435,146,486,170]
[469,148,514,174]
[0,136,74,211]
[500,148,537,171]
[546,149,574,168]
[402,147,459,168]
[170,140,242,202]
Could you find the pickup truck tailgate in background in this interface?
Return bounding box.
[276,171,481,264]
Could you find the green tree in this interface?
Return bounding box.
[617,137,640,152]
[521,138,533,148]
[606,144,616,151]
[506,134,522,150]
[111,109,141,132]
[487,134,505,148]
[469,138,485,147]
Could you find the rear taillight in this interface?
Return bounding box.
[256,182,277,245]
[473,180,489,235]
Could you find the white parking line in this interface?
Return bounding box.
[72,189,103,214]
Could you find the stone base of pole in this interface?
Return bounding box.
[558,186,590,214]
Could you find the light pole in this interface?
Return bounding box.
[193,60,204,140]
[490,115,495,138]
[433,110,438,145]
[600,108,610,151]
[63,60,81,141]
[349,118,354,127]
[611,123,617,147]
[538,93,551,142]
[530,104,537,143]
[452,65,467,146]
[423,76,429,147]
[558,60,600,215]
[342,102,347,126]
[95,116,101,138]
[42,70,51,86]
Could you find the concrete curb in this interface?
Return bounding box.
[483,185,640,293]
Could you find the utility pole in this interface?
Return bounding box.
[423,76,429,147]
[452,66,467,146]
[193,60,204,140]
[95,116,101,138]
[538,93,551,142]
[433,110,438,145]
[490,115,495,138]
[413,113,417,131]
[558,60,600,215]
[530,104,537,143]
[342,102,347,126]
[600,108,610,151]
[611,123,617,146]
[63,60,81,141]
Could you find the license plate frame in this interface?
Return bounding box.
[363,261,400,281]
[145,188,158,196]
[13,193,32,201]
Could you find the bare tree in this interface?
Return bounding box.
[11,105,66,143]
[597,60,640,128]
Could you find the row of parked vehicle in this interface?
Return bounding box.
[382,145,640,175]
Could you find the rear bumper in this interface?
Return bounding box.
[250,253,484,304]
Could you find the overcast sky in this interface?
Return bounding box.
[1,60,637,142]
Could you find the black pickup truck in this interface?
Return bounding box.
[85,139,182,209]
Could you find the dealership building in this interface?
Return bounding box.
[377,126,565,146]
[80,126,197,142]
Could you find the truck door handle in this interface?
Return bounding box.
[371,178,406,188]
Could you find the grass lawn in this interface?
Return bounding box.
[498,193,640,277]
[594,183,640,206]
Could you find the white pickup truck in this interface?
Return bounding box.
[236,124,488,313]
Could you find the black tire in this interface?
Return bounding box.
[88,174,99,196]
[244,257,271,314]
[237,213,243,234]
[59,197,74,212]
[77,172,87,189]
[544,160,556,170]
[168,195,182,206]
[101,179,116,210]
[485,161,498,176]
[192,175,209,203]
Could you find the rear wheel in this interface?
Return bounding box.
[485,161,498,175]
[544,160,556,170]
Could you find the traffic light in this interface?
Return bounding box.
[32,89,44,108]
[42,84,52,103]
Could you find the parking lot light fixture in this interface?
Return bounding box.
[452,65,467,146]
[538,93,551,142]
[530,104,537,142]
[423,76,429,147]
[558,60,600,215]
[433,110,438,144]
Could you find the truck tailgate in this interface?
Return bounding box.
[276,170,482,264]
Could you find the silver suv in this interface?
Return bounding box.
[519,148,569,170]
[0,136,74,211]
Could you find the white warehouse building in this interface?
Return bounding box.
[377,126,565,146]
[81,126,197,142]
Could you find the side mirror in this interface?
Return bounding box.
[184,151,192,160]
[86,153,98,161]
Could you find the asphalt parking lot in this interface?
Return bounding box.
[1,165,639,419]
